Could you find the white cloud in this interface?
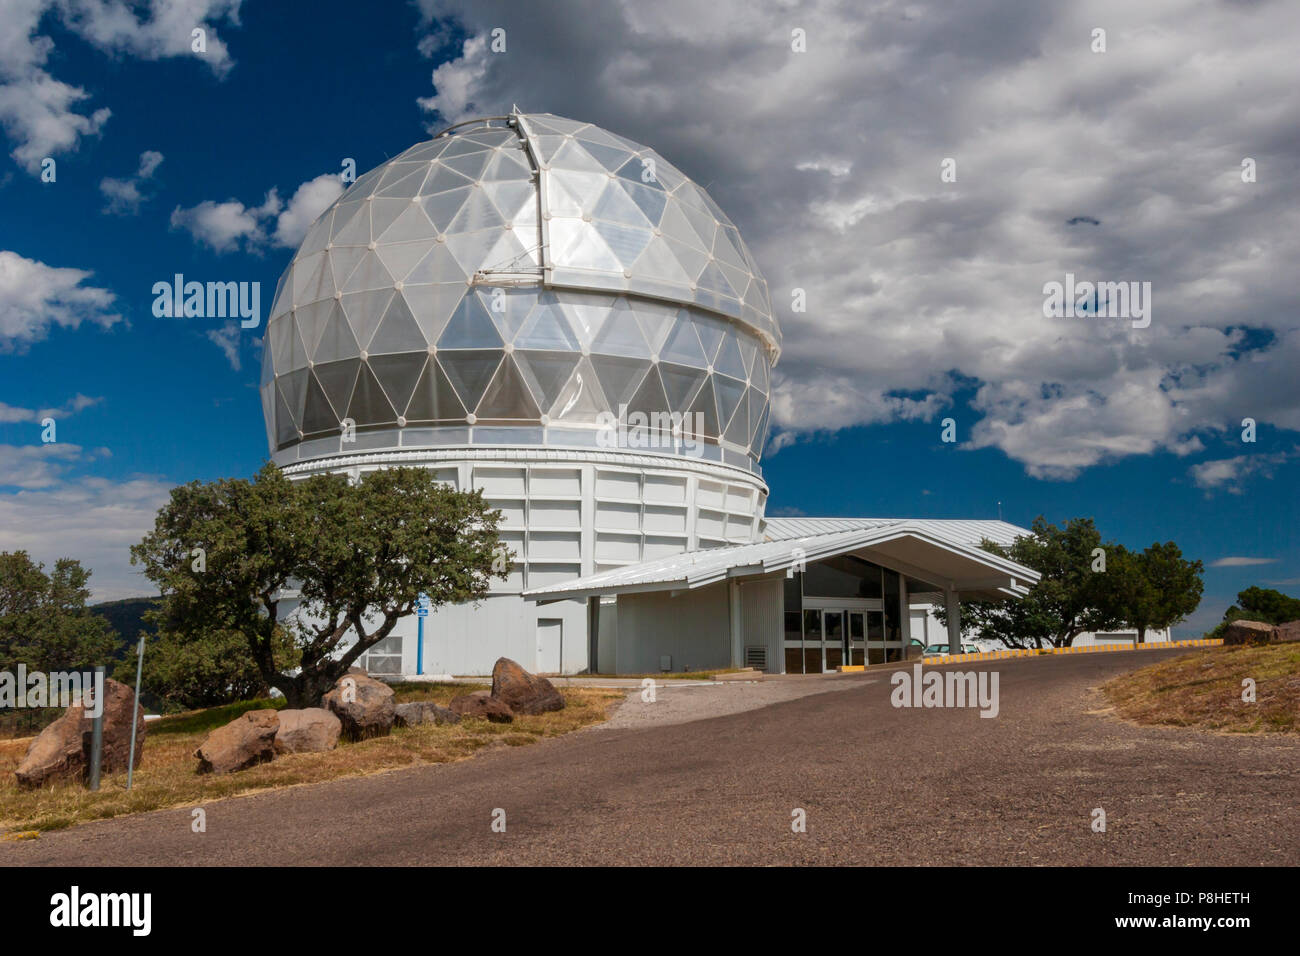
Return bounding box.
[273,173,345,248]
[411,0,1300,481]
[1209,557,1277,568]
[0,393,101,424]
[99,148,164,214]
[417,33,489,126]
[0,250,119,350]
[0,1,241,174]
[169,190,280,253]
[205,322,241,370]
[0,474,172,601]
[172,171,344,253]
[1190,451,1293,495]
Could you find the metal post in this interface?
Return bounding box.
[416,615,424,676]
[126,635,145,790]
[87,665,105,791]
[945,588,962,656]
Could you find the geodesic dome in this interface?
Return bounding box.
[261,112,780,472]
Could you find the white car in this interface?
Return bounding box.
[922,642,981,655]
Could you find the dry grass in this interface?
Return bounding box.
[1103,644,1300,734]
[0,683,622,834]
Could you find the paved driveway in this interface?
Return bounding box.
[4,652,1297,865]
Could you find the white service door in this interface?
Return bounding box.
[536,618,563,673]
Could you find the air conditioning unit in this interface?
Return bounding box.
[744,645,769,671]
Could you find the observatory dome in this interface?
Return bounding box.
[261,112,779,473]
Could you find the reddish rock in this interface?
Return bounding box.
[490,657,564,715]
[15,678,146,790]
[1223,620,1278,646]
[1272,620,1300,644]
[394,701,460,728]
[195,710,280,774]
[273,708,341,754]
[449,690,514,723]
[321,670,395,741]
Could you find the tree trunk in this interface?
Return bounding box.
[1136,624,1147,645]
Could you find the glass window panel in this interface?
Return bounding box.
[659,314,707,366]
[550,219,621,272]
[274,388,297,445]
[692,313,728,361]
[404,358,465,422]
[331,204,371,245]
[621,181,668,226]
[422,187,472,232]
[713,375,746,431]
[589,307,649,357]
[516,350,581,411]
[591,181,651,228]
[685,378,720,438]
[377,205,438,245]
[594,220,653,267]
[341,251,393,294]
[437,349,503,412]
[400,283,462,345]
[313,358,360,417]
[439,149,493,181]
[475,355,541,420]
[375,241,432,284]
[549,357,606,421]
[368,352,428,416]
[347,362,396,425]
[404,243,465,285]
[631,300,677,352]
[714,332,747,379]
[550,138,609,175]
[368,294,427,355]
[590,354,650,407]
[630,237,694,287]
[515,303,579,351]
[341,289,394,351]
[448,189,503,233]
[658,363,707,411]
[696,261,738,299]
[327,246,366,288]
[437,293,503,349]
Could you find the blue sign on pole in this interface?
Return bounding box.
[416,593,429,676]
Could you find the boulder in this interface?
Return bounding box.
[321,670,395,741]
[449,690,514,723]
[490,657,564,715]
[195,709,280,774]
[1223,619,1277,646]
[1273,620,1300,644]
[15,678,146,790]
[273,708,341,754]
[394,701,461,728]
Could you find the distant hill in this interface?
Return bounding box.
[90,596,160,662]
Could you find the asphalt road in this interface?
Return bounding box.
[4,651,1298,866]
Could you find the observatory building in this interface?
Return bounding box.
[262,111,1043,676]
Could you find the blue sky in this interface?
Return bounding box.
[1,1,1297,637]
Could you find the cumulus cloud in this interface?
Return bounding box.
[1190,450,1294,495]
[0,1,241,174]
[0,250,119,350]
[411,0,1300,483]
[205,322,241,370]
[171,172,343,252]
[272,173,346,247]
[0,393,101,424]
[99,148,164,214]
[0,473,172,600]
[169,191,281,253]
[1208,556,1277,568]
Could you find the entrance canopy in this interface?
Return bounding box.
[523,517,1039,605]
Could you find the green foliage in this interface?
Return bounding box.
[1203,586,1300,640]
[1103,542,1204,642]
[112,622,297,711]
[934,517,1202,648]
[0,551,116,672]
[132,463,507,707]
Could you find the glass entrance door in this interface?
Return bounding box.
[848,611,865,665]
[823,610,844,671]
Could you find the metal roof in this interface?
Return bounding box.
[523,517,1038,604]
[763,516,1028,547]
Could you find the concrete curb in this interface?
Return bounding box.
[918,637,1223,665]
